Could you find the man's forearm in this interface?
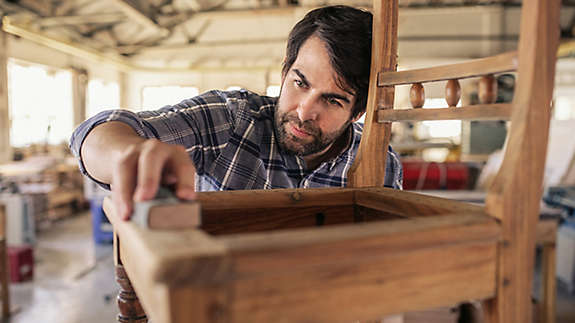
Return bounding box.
[81,121,146,185]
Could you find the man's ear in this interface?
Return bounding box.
[281,64,287,83]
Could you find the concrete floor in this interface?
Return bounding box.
[5,211,575,323]
[9,212,117,323]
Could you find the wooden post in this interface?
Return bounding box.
[539,243,556,323]
[72,67,88,127]
[0,23,11,163]
[483,0,561,322]
[119,71,129,109]
[347,0,398,187]
[0,204,10,319]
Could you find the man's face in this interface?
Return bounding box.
[275,36,360,158]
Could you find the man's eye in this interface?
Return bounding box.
[294,79,305,88]
[327,98,342,107]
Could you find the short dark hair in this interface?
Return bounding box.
[282,5,373,119]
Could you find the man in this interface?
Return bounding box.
[70,5,403,220]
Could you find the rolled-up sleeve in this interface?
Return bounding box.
[69,90,236,190]
[69,109,156,189]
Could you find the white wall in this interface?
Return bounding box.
[126,67,282,109]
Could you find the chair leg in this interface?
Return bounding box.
[0,238,9,319]
[539,243,556,323]
[116,264,147,323]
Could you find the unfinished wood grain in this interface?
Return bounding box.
[540,243,557,323]
[202,205,356,235]
[535,219,558,245]
[347,0,398,187]
[231,242,496,323]
[355,188,483,217]
[168,285,229,323]
[221,213,498,258]
[483,0,561,322]
[378,103,512,122]
[196,187,354,210]
[377,51,517,86]
[222,214,499,322]
[353,205,405,222]
[103,198,231,323]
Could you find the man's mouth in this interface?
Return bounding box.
[289,123,312,138]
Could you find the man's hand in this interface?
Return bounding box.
[81,122,196,220]
[111,139,196,220]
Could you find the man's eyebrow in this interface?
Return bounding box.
[322,93,351,104]
[293,68,352,103]
[293,69,309,87]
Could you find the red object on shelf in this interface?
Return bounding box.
[402,161,469,190]
[7,245,34,283]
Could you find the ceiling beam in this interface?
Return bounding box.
[107,0,169,37]
[34,13,127,28]
[1,16,133,71]
[117,37,286,54]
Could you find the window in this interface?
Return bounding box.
[415,98,462,142]
[554,92,575,120]
[141,86,199,110]
[87,79,120,118]
[7,60,73,147]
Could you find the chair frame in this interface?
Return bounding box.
[104,0,561,322]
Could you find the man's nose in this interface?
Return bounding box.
[297,95,319,122]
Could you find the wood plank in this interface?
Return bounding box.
[377,51,517,86]
[35,14,126,28]
[483,0,562,322]
[222,214,500,322]
[103,198,231,322]
[353,205,405,222]
[196,187,355,210]
[202,205,356,235]
[378,103,512,122]
[539,243,556,323]
[168,285,230,323]
[535,219,558,245]
[355,188,483,217]
[347,0,398,187]
[221,213,498,259]
[109,0,168,36]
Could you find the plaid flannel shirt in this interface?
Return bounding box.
[70,90,403,191]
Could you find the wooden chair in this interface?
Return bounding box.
[0,204,10,320]
[103,0,561,322]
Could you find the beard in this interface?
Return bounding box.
[274,107,351,157]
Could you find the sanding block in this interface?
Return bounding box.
[132,187,201,230]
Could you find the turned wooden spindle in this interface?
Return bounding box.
[410,83,425,108]
[445,79,461,107]
[478,74,498,104]
[116,265,147,323]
